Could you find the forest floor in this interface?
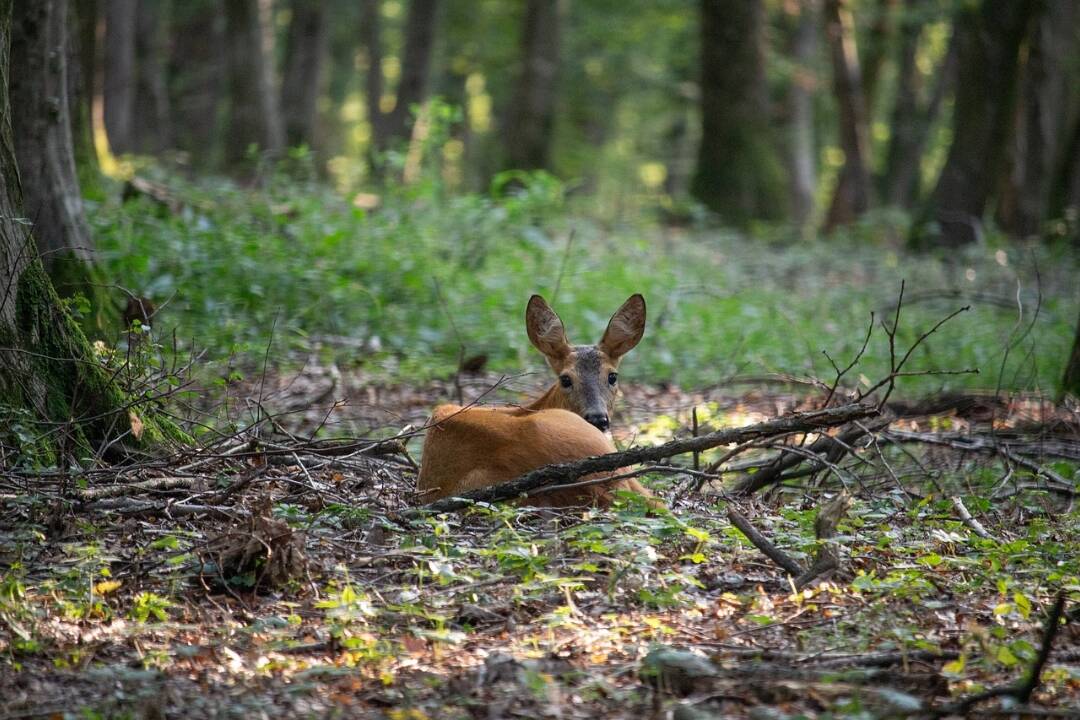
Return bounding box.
[2,363,1079,719]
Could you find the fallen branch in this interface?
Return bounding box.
[415,403,877,514]
[726,506,804,577]
[950,495,998,541]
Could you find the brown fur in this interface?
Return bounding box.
[416,295,656,508]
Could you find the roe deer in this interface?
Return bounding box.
[417,294,654,507]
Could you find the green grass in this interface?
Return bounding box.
[90,168,1079,397]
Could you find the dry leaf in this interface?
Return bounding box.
[129,411,144,440]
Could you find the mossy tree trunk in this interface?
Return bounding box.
[0,1,180,465]
[691,0,788,226]
[9,0,111,330]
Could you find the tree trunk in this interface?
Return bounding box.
[912,0,1039,248]
[822,0,872,232]
[102,0,135,154]
[224,0,284,168]
[691,0,788,225]
[0,2,181,465]
[70,0,101,196]
[1052,115,1080,231]
[881,0,958,209]
[361,0,384,149]
[131,0,172,154]
[378,0,439,150]
[996,0,1080,239]
[168,0,226,169]
[788,0,818,230]
[281,0,328,149]
[9,0,95,287]
[503,0,561,172]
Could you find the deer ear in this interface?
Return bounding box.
[599,294,645,361]
[526,295,571,362]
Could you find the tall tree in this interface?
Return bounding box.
[281,0,328,148]
[788,0,819,230]
[691,0,788,225]
[360,0,384,147]
[996,0,1080,238]
[912,0,1039,248]
[70,0,101,193]
[880,1,956,209]
[131,0,172,154]
[822,0,872,232]
[224,0,284,168]
[503,0,561,172]
[102,0,136,154]
[1,0,178,462]
[9,0,94,287]
[168,0,226,169]
[376,0,440,150]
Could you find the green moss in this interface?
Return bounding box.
[45,251,119,335]
[7,258,189,465]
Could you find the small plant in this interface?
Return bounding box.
[129,592,173,623]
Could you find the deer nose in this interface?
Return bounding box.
[584,412,609,431]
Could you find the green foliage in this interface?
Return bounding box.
[90,169,1078,396]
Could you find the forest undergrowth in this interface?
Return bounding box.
[1,171,1079,718]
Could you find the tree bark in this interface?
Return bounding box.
[788,0,819,230]
[378,0,439,150]
[9,0,94,284]
[102,0,136,154]
[168,0,226,169]
[912,0,1039,248]
[503,0,561,172]
[822,0,872,232]
[281,0,328,148]
[0,1,181,464]
[996,0,1080,238]
[131,0,172,154]
[224,0,284,168]
[691,0,788,225]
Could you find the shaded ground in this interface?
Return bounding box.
[2,367,1079,718]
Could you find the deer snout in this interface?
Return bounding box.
[584,412,610,432]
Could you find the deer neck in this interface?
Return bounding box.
[523,383,571,413]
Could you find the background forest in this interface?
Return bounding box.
[1,0,1080,718]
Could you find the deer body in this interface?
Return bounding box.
[417,295,653,507]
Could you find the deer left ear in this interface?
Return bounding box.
[599,294,645,361]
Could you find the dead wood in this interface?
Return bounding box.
[726,506,804,578]
[415,403,877,514]
[202,502,307,593]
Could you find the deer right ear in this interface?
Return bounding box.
[526,295,571,362]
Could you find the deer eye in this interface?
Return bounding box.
[608,372,618,385]
[559,374,573,388]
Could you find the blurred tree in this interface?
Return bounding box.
[503,0,562,172]
[360,0,384,147]
[822,0,871,232]
[912,0,1039,247]
[1053,115,1080,228]
[692,0,787,225]
[103,0,136,154]
[9,0,97,294]
[224,0,284,168]
[997,0,1080,238]
[787,0,819,230]
[376,0,441,151]
[131,0,172,154]
[168,0,226,169]
[281,0,327,148]
[70,0,101,194]
[880,0,955,209]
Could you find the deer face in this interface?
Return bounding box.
[526,294,646,431]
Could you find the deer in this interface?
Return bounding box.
[417,294,655,507]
